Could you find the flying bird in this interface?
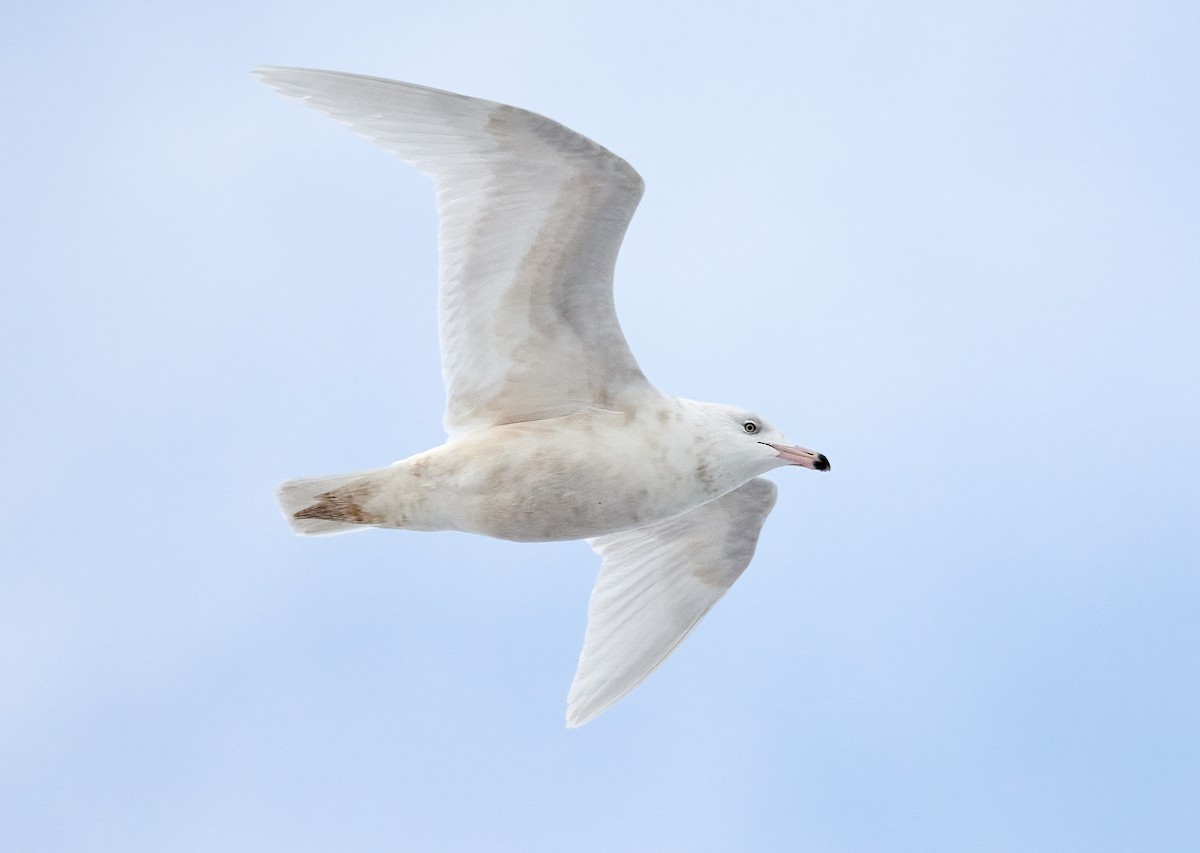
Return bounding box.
[257,67,830,727]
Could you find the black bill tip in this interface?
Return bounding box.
[814,454,830,471]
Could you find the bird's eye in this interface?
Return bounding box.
[743,421,759,434]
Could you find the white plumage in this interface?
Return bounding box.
[259,67,829,726]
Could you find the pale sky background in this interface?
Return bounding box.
[2,1,1198,850]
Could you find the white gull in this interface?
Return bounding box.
[257,67,830,727]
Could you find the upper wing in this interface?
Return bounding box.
[567,478,779,727]
[255,67,652,436]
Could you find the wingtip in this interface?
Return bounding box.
[565,686,618,728]
[564,704,594,729]
[252,65,292,93]
[252,65,322,91]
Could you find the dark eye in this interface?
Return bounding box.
[742,420,759,434]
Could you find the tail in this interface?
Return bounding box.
[276,468,387,536]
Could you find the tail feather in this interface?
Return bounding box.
[276,469,384,536]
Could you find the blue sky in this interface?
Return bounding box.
[2,0,1198,850]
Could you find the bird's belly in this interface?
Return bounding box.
[468,472,677,542]
[414,415,718,542]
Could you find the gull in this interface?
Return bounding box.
[257,67,830,727]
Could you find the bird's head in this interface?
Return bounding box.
[700,402,830,478]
